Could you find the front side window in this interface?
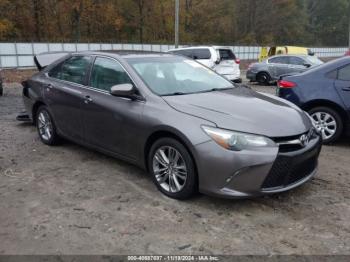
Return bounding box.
[90,57,133,92]
[269,56,289,64]
[49,56,91,85]
[338,64,350,81]
[127,57,234,96]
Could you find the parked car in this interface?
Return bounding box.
[344,50,350,56]
[168,46,242,83]
[0,69,3,96]
[278,56,350,144]
[259,46,315,62]
[247,55,323,85]
[19,51,321,199]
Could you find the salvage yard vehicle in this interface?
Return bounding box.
[259,46,315,62]
[278,56,350,144]
[168,46,242,83]
[247,54,323,85]
[19,51,321,199]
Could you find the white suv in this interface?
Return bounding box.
[168,46,241,83]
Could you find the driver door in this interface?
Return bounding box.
[81,56,145,159]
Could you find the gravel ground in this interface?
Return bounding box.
[0,82,350,255]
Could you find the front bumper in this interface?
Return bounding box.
[246,70,257,81]
[195,133,322,198]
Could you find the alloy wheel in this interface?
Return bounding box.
[152,146,188,193]
[311,112,337,140]
[38,111,53,141]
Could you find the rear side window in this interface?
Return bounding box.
[218,49,236,60]
[289,56,305,66]
[269,56,289,64]
[192,49,211,60]
[338,64,350,81]
[90,57,133,92]
[171,49,193,58]
[49,56,91,85]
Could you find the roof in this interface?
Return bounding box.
[77,50,174,58]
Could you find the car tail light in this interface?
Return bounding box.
[278,80,296,88]
[235,58,240,64]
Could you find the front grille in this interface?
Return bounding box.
[262,147,319,190]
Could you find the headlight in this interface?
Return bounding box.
[202,126,276,151]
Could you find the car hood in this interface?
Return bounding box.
[163,87,311,138]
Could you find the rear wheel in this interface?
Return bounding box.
[256,72,271,85]
[148,138,197,200]
[36,106,60,145]
[308,107,343,144]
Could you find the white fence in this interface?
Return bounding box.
[0,42,347,68]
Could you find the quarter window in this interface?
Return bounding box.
[338,64,350,81]
[90,57,133,92]
[49,56,91,85]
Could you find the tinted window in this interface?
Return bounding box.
[218,49,236,60]
[90,57,133,92]
[269,56,289,64]
[192,48,211,60]
[171,49,193,58]
[338,64,350,81]
[49,56,91,85]
[289,56,305,66]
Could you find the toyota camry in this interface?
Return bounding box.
[19,51,322,199]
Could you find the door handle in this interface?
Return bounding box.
[342,87,350,91]
[84,95,93,104]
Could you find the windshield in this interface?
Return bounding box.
[306,56,324,65]
[126,57,234,96]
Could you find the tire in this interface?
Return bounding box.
[148,137,197,200]
[308,107,343,144]
[36,105,60,145]
[256,72,271,85]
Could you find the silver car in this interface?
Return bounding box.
[20,51,322,200]
[247,55,323,85]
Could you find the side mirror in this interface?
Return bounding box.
[110,84,137,100]
[303,63,312,68]
[215,59,220,65]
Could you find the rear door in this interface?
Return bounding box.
[267,56,290,79]
[215,48,239,77]
[334,64,350,111]
[45,55,92,142]
[81,56,144,158]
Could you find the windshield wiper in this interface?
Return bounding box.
[162,92,188,96]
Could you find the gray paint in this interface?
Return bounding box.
[22,51,321,198]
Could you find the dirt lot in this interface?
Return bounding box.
[0,78,350,255]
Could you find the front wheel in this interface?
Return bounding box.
[309,107,343,144]
[148,138,197,200]
[36,106,60,145]
[256,72,271,85]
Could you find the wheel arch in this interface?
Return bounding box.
[32,101,47,124]
[143,128,198,178]
[301,99,348,122]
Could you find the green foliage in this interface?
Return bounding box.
[0,0,349,46]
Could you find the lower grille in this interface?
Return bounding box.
[262,147,319,190]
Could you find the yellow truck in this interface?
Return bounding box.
[259,46,314,62]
